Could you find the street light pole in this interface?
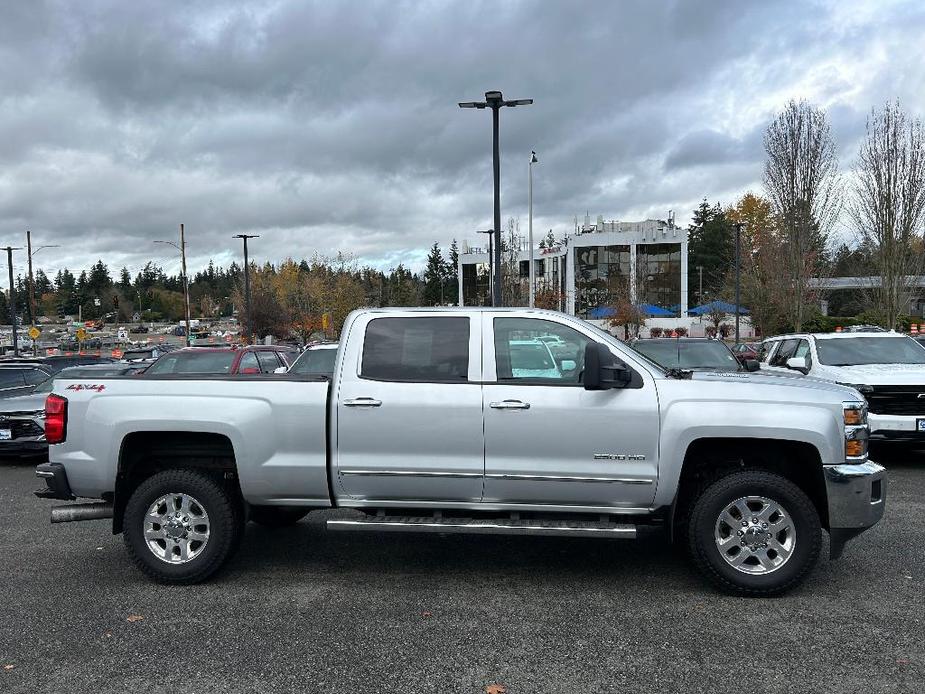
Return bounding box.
[233,234,259,344]
[459,90,533,307]
[2,246,22,355]
[25,232,60,332]
[476,229,494,306]
[734,223,743,344]
[528,151,538,307]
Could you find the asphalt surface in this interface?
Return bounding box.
[1,450,923,694]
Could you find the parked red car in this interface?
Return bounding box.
[142,346,298,376]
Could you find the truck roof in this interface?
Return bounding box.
[765,331,907,341]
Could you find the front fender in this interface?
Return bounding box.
[653,400,842,507]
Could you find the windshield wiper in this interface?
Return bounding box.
[666,367,693,379]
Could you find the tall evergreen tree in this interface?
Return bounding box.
[422,242,447,305]
[446,239,460,305]
[687,199,734,306]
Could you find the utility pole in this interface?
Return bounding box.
[459,90,533,306]
[528,151,538,307]
[154,225,192,346]
[180,224,191,346]
[233,234,259,344]
[26,231,34,326]
[2,246,22,355]
[734,223,743,344]
[26,231,60,341]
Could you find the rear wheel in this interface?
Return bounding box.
[248,505,309,528]
[687,470,821,596]
[123,469,243,584]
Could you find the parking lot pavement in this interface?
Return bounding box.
[1,454,922,694]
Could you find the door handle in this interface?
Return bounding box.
[489,400,531,410]
[343,397,382,407]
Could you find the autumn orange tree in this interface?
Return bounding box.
[725,192,790,336]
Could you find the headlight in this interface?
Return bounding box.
[843,401,869,460]
[843,401,867,426]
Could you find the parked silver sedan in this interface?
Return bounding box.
[0,364,140,459]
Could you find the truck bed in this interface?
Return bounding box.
[51,374,332,506]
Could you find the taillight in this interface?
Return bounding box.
[45,394,68,444]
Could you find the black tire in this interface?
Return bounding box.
[248,505,309,527]
[123,469,243,584]
[687,470,821,596]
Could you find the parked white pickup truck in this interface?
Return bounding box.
[761,331,925,442]
[35,308,886,595]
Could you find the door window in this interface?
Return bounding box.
[759,341,775,363]
[361,317,469,382]
[494,317,590,384]
[0,371,25,389]
[237,352,260,373]
[256,351,281,373]
[769,339,798,367]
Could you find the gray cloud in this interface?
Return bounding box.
[0,0,923,278]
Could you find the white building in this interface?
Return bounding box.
[459,213,699,334]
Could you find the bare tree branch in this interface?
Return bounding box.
[764,99,841,330]
[851,101,925,329]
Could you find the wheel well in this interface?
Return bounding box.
[113,431,239,534]
[673,437,829,537]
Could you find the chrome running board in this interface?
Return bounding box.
[326,516,636,539]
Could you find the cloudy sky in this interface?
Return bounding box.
[1,0,924,280]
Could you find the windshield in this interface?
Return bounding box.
[144,351,236,375]
[632,340,740,371]
[816,336,925,366]
[290,348,337,375]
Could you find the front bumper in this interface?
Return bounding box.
[869,413,925,441]
[824,460,887,559]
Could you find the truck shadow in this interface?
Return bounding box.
[226,517,701,590]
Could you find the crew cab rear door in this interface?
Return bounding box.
[334,312,484,503]
[481,313,659,509]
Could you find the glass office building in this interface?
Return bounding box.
[458,217,688,322]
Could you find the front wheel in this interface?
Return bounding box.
[687,470,821,596]
[123,469,243,584]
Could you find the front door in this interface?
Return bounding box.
[482,314,659,510]
[335,312,484,504]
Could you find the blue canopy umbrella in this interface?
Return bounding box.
[588,306,616,319]
[588,304,674,318]
[688,300,750,316]
[637,303,674,317]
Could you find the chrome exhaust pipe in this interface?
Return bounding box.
[50,502,114,524]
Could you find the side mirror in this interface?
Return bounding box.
[786,356,808,374]
[583,342,633,390]
[743,359,760,372]
[560,359,577,372]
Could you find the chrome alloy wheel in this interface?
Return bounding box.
[714,496,796,575]
[144,493,211,564]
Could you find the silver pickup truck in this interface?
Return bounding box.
[35,308,886,595]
